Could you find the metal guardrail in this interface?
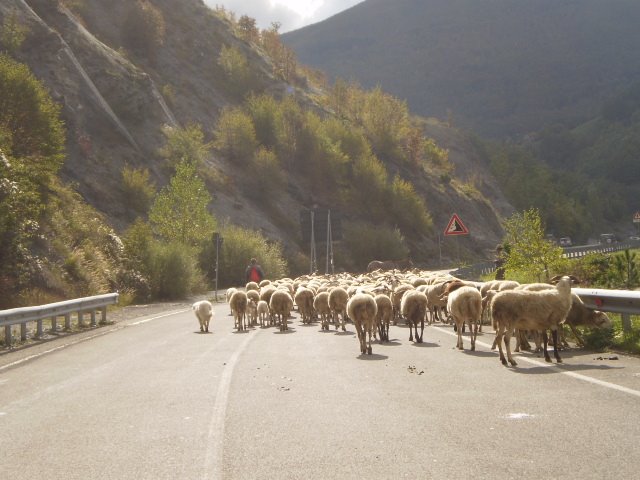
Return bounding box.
[573,287,640,332]
[0,293,119,347]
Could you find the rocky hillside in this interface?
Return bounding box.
[283,0,640,139]
[1,0,513,268]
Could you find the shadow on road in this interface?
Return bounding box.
[357,353,389,361]
[410,341,440,348]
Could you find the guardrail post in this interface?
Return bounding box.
[4,325,11,347]
[100,307,107,325]
[20,323,27,341]
[51,315,57,333]
[78,311,84,328]
[36,319,43,339]
[622,313,632,333]
[90,310,97,327]
[65,313,71,331]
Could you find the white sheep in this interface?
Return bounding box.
[328,287,349,331]
[192,300,213,333]
[347,292,378,355]
[229,290,248,332]
[257,300,270,327]
[446,286,482,351]
[226,287,238,316]
[313,291,332,331]
[490,276,573,366]
[401,289,429,343]
[247,298,258,327]
[270,290,294,331]
[374,293,393,342]
[294,287,315,325]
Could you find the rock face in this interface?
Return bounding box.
[1,0,513,264]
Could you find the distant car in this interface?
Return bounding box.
[559,237,572,247]
[600,233,617,244]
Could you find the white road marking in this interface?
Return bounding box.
[433,325,640,398]
[0,309,189,372]
[203,329,257,480]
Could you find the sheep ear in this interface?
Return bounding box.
[569,275,581,285]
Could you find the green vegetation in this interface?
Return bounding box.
[337,222,409,272]
[121,166,156,215]
[122,0,166,59]
[0,11,28,53]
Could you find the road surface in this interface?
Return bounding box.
[1,301,639,479]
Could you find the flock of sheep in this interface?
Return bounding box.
[192,267,612,366]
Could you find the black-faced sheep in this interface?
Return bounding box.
[270,290,294,331]
[401,289,429,343]
[347,292,378,355]
[446,285,482,351]
[490,276,573,366]
[192,300,213,333]
[229,290,248,332]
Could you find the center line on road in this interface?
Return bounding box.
[203,328,258,480]
[432,325,640,398]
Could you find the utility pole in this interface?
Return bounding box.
[213,232,222,301]
[310,210,317,274]
[326,209,334,274]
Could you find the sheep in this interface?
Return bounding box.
[229,290,248,332]
[425,281,453,324]
[192,300,213,333]
[294,287,315,324]
[246,281,260,292]
[247,298,258,327]
[226,287,238,316]
[563,295,612,347]
[446,286,482,351]
[328,287,349,331]
[270,289,294,331]
[347,292,378,355]
[313,291,332,331]
[374,293,393,342]
[401,289,429,343]
[391,283,414,324]
[490,276,573,366]
[246,289,260,305]
[257,300,270,327]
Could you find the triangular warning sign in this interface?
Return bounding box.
[444,214,469,236]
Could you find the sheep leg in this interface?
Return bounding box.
[456,319,463,349]
[408,321,414,342]
[504,328,517,366]
[541,331,552,363]
[496,327,507,365]
[568,323,585,347]
[367,329,373,355]
[470,319,478,351]
[418,318,424,343]
[551,328,562,363]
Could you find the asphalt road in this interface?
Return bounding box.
[1,301,640,479]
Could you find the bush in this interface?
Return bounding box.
[147,242,205,300]
[121,0,166,59]
[209,223,288,288]
[121,165,156,214]
[338,221,409,272]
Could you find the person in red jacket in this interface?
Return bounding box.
[245,258,265,283]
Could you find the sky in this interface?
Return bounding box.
[204,0,365,32]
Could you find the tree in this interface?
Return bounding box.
[213,107,258,163]
[0,11,29,53]
[0,54,65,185]
[237,15,259,43]
[121,0,166,59]
[502,208,565,282]
[148,160,216,247]
[608,249,640,290]
[159,124,210,168]
[218,45,251,95]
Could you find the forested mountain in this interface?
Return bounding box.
[283,0,640,139]
[0,0,513,307]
